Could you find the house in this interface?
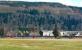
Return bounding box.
[43,30,53,36]
[42,30,82,36]
[59,31,81,36]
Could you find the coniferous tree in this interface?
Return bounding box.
[0,28,4,37]
[52,21,60,38]
[39,30,43,37]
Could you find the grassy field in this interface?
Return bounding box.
[0,38,82,50]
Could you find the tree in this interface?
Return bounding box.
[0,28,4,37]
[39,30,43,37]
[69,32,77,38]
[52,22,60,38]
[17,31,22,37]
[23,31,30,37]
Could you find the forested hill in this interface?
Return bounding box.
[0,1,82,31]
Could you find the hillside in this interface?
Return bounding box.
[0,1,82,31]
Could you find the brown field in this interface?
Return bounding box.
[0,38,82,50]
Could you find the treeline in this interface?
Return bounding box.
[0,10,82,31]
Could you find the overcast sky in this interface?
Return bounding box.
[1,0,82,7]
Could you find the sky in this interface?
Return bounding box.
[2,0,82,7]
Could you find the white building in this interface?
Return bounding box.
[43,30,54,36]
[42,30,82,36]
[60,31,81,36]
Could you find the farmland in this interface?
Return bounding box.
[0,38,82,50]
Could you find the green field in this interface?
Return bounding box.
[0,38,82,50]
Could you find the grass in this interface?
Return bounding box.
[0,38,82,50]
